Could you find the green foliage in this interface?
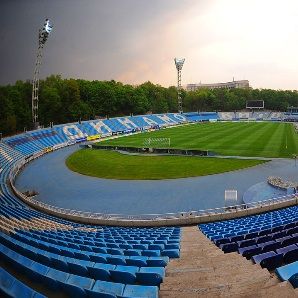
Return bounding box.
[0,75,298,136]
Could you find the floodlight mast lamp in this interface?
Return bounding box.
[174,58,185,114]
[32,19,53,128]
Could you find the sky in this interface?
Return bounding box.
[1,0,298,89]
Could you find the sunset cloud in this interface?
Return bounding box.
[1,0,298,89]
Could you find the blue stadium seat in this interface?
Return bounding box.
[89,264,113,281]
[258,241,280,253]
[161,249,180,258]
[126,258,147,267]
[289,273,298,288]
[276,244,298,264]
[147,257,168,267]
[0,267,46,298]
[220,242,238,253]
[86,280,125,297]
[238,239,256,248]
[106,256,127,266]
[38,268,65,290]
[238,245,262,259]
[61,274,94,298]
[252,251,283,270]
[142,250,160,257]
[121,284,158,298]
[135,267,165,286]
[276,261,298,282]
[67,259,90,276]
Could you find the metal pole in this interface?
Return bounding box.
[177,68,182,113]
[174,58,185,114]
[31,19,53,129]
[32,41,44,128]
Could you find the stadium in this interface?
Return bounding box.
[1,3,298,297]
[1,108,298,297]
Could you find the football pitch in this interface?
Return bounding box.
[66,122,297,180]
[100,122,298,158]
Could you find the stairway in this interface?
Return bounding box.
[160,226,297,297]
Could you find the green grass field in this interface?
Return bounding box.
[66,122,297,180]
[66,149,265,180]
[99,122,298,158]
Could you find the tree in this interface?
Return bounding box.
[1,75,298,137]
[39,86,62,125]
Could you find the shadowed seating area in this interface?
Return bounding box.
[0,204,180,297]
[199,206,298,289]
[0,136,181,297]
[0,112,297,297]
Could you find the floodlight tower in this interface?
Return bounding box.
[174,58,185,113]
[32,19,53,128]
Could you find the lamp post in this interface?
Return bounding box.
[174,58,185,114]
[32,19,53,129]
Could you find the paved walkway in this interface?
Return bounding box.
[15,145,298,215]
[160,226,297,297]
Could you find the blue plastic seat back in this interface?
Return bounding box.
[0,267,46,298]
[135,272,163,286]
[121,284,158,298]
[110,270,136,284]
[62,274,94,296]
[289,273,298,288]
[86,280,125,297]
[253,251,283,270]
[276,260,298,281]
[89,267,111,282]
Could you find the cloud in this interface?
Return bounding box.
[1,0,298,90]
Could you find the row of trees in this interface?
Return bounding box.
[1,75,297,136]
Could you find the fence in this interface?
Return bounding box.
[9,156,298,227]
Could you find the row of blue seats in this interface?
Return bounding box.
[199,206,298,289]
[0,184,25,207]
[0,143,27,207]
[4,134,45,156]
[28,227,180,239]
[251,244,298,271]
[200,206,298,241]
[29,129,68,148]
[1,243,158,297]
[0,267,45,298]
[0,118,182,296]
[0,202,180,234]
[2,113,185,157]
[0,204,181,250]
[213,222,298,247]
[1,232,165,287]
[0,202,180,239]
[12,231,174,263]
[1,111,289,157]
[202,215,298,232]
[23,228,180,244]
[18,230,180,253]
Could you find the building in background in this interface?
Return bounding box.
[186,79,249,91]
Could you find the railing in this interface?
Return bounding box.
[9,158,298,226]
[7,146,298,227]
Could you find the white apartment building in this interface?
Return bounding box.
[186,79,249,91]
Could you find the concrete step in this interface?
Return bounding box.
[160,226,298,298]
